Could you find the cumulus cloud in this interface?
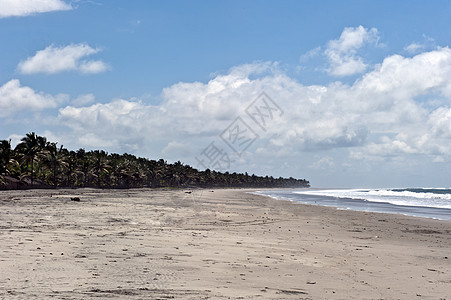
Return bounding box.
[18,43,109,74]
[51,43,451,169]
[55,64,266,149]
[79,60,109,74]
[0,0,71,18]
[59,99,148,131]
[72,93,95,106]
[0,79,66,117]
[325,25,379,76]
[429,107,451,138]
[58,99,153,150]
[355,47,451,100]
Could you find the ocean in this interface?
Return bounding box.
[254,188,451,221]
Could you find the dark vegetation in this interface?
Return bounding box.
[0,132,310,190]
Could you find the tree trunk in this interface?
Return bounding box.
[53,165,57,187]
[30,157,34,187]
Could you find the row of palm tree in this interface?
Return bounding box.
[0,132,310,189]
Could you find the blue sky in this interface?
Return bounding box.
[1,0,451,188]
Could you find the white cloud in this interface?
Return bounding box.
[325,25,379,76]
[0,0,71,18]
[79,60,109,74]
[404,35,436,55]
[59,99,148,131]
[58,99,153,150]
[0,79,66,117]
[78,133,116,149]
[429,107,451,138]
[52,46,451,172]
[6,134,24,148]
[356,47,451,99]
[72,93,95,106]
[404,43,424,54]
[162,141,193,157]
[18,43,109,74]
[300,46,321,62]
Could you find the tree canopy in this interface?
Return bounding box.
[0,133,310,190]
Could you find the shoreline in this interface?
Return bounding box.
[253,188,451,221]
[1,188,450,299]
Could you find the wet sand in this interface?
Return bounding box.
[0,188,450,299]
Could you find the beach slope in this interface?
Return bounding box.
[0,188,450,299]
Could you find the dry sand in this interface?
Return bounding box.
[0,188,450,299]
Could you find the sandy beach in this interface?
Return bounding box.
[0,188,450,299]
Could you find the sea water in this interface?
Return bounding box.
[254,188,451,221]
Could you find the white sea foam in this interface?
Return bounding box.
[293,188,451,209]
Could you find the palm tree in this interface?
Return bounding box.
[91,150,110,188]
[0,139,20,187]
[62,150,77,187]
[16,132,42,187]
[75,148,90,186]
[3,133,311,190]
[0,139,13,175]
[43,143,68,187]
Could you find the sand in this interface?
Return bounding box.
[0,188,450,299]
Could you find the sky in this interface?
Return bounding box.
[1,0,451,188]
